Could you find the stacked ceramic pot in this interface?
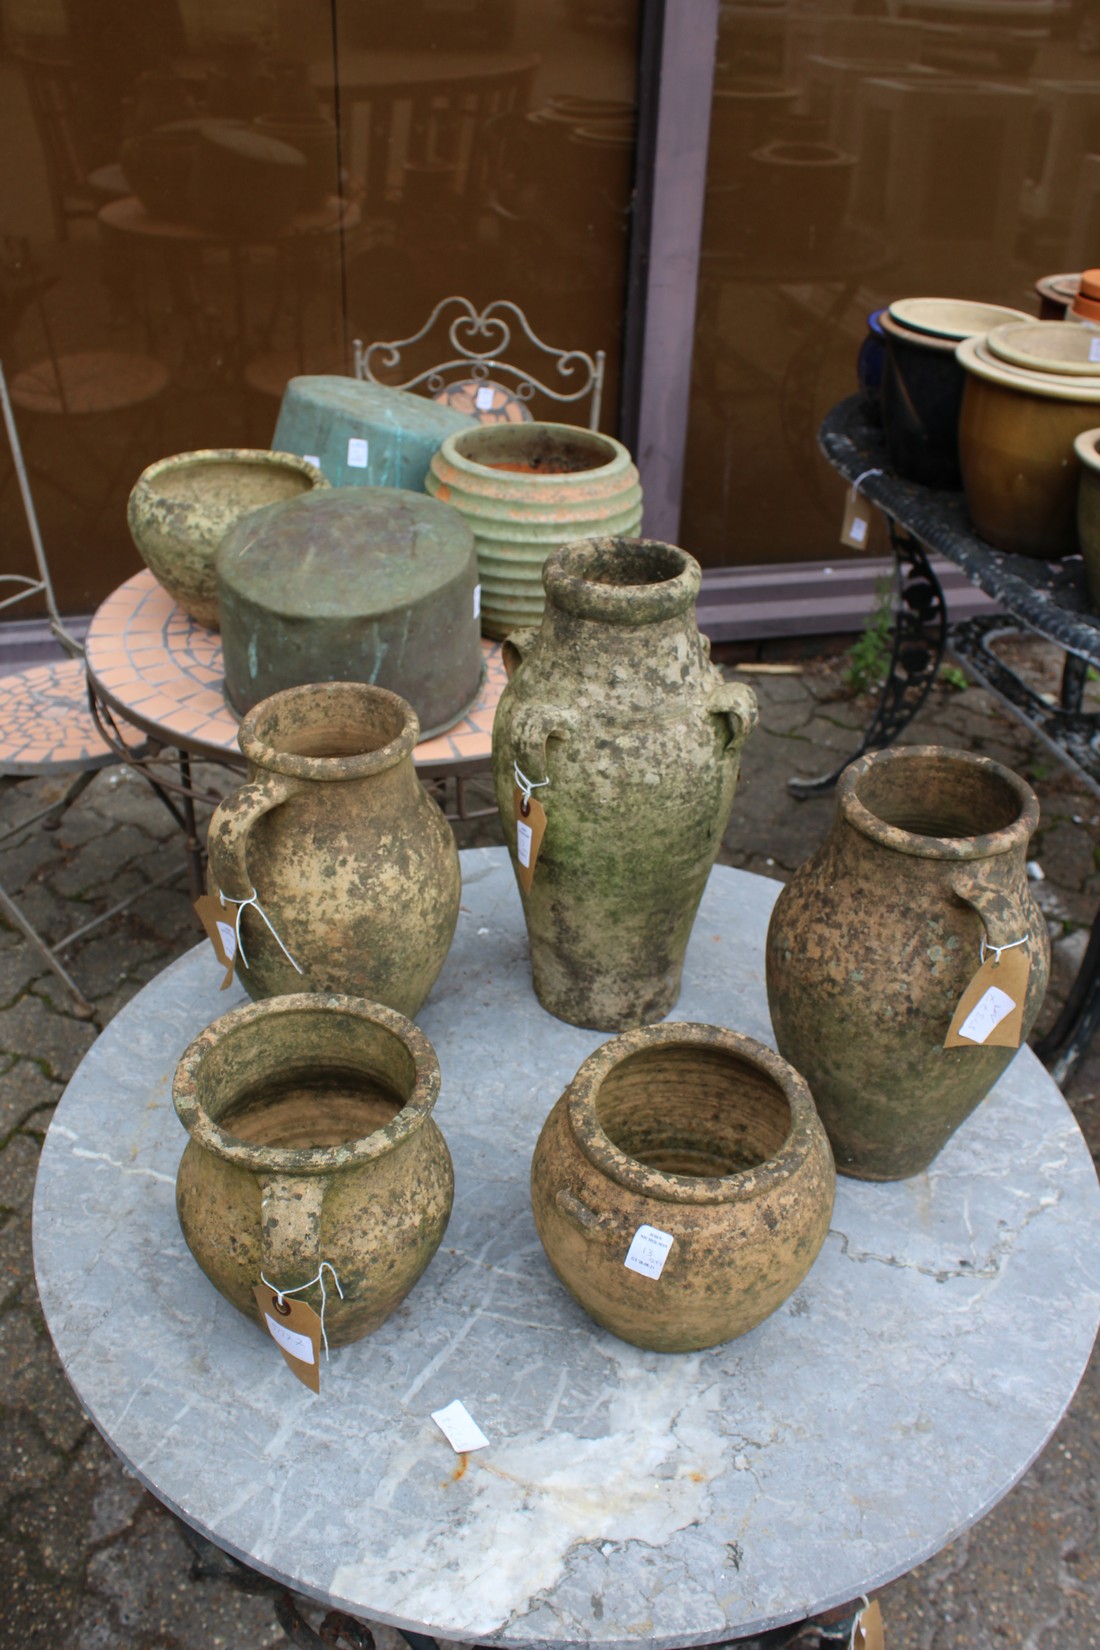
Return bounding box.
[956,319,1100,557]
[878,297,1032,488]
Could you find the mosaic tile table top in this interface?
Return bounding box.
[0,657,126,777]
[33,853,1100,1647]
[86,571,505,771]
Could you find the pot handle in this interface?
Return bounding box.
[501,628,538,679]
[707,680,759,756]
[510,702,580,781]
[207,772,303,904]
[556,1185,615,1233]
[948,865,1033,955]
[260,1173,326,1293]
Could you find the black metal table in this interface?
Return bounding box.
[816,395,1100,1085]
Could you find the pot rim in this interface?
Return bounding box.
[437,421,632,482]
[237,681,419,778]
[879,309,960,353]
[985,320,1100,377]
[838,745,1039,859]
[542,534,701,624]
[133,448,327,499]
[565,1022,824,1205]
[173,992,441,1171]
[887,297,1032,342]
[957,334,1100,402]
[1073,427,1100,472]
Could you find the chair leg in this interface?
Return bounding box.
[0,880,95,1018]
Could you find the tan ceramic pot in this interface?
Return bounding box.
[205,682,460,1014]
[1075,427,1100,605]
[426,422,642,639]
[491,536,757,1031]
[127,448,328,629]
[766,746,1049,1182]
[530,1023,836,1353]
[173,993,453,1345]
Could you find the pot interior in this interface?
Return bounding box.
[558,537,684,587]
[248,684,409,761]
[855,754,1022,839]
[454,424,617,476]
[155,455,314,510]
[593,1045,791,1177]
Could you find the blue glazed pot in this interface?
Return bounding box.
[857,308,887,423]
[880,310,965,489]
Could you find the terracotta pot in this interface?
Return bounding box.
[127,448,327,629]
[206,682,460,1015]
[426,423,643,640]
[766,746,1049,1181]
[491,536,757,1031]
[173,993,453,1346]
[1074,427,1100,606]
[956,334,1100,558]
[530,1023,835,1352]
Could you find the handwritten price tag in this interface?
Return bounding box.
[625,1224,674,1280]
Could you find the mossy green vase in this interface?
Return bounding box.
[491,536,758,1031]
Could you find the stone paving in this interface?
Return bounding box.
[0,640,1097,1650]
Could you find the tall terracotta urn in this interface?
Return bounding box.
[765,746,1049,1181]
[531,1023,835,1352]
[173,993,453,1346]
[205,682,460,1015]
[491,535,758,1031]
[426,422,642,639]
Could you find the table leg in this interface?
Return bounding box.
[789,521,946,797]
[1034,902,1100,1085]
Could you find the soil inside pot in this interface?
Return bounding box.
[486,456,601,475]
[158,461,313,507]
[220,1079,402,1149]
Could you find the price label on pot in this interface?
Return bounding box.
[944,944,1030,1049]
[252,1285,323,1393]
[840,485,873,550]
[193,893,237,990]
[625,1224,674,1280]
[512,787,547,893]
[473,584,481,619]
[475,384,496,411]
[1090,338,1100,363]
[347,437,369,468]
[303,454,320,468]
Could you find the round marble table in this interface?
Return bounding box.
[33,852,1100,1646]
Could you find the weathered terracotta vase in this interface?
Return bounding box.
[173,994,453,1345]
[491,536,758,1031]
[530,1023,836,1352]
[766,746,1050,1181]
[206,682,460,1015]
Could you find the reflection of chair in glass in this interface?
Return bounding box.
[353,296,606,429]
[12,49,102,242]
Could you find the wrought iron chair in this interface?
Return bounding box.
[352,295,606,430]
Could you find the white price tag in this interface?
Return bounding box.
[215,920,237,960]
[473,584,481,619]
[347,437,369,468]
[475,384,495,410]
[1089,338,1100,363]
[958,985,1017,1044]
[849,515,868,544]
[303,454,320,468]
[264,1314,315,1364]
[625,1224,674,1279]
[432,1399,490,1453]
[517,819,533,868]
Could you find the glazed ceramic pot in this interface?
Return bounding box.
[127,448,328,629]
[426,423,643,639]
[1067,268,1100,327]
[956,334,1100,558]
[887,297,1032,340]
[766,746,1049,1182]
[1074,428,1100,605]
[857,307,887,422]
[492,536,758,1031]
[530,1023,836,1352]
[1034,271,1080,321]
[880,310,967,487]
[173,993,453,1346]
[206,682,460,1014]
[985,319,1100,376]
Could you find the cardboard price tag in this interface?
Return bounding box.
[840,485,873,550]
[944,944,1030,1049]
[252,1284,322,1392]
[513,787,547,894]
[193,894,237,989]
[854,1598,884,1650]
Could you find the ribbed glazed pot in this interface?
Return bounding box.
[765,746,1049,1181]
[426,422,642,639]
[530,1023,836,1352]
[491,536,758,1031]
[127,448,328,629]
[205,682,460,1015]
[173,994,453,1345]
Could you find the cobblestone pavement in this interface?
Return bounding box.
[1,640,1097,1650]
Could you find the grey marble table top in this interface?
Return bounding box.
[33,849,1100,1649]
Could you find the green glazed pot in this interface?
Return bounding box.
[492,535,758,1031]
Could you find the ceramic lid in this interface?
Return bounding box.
[956,335,1100,402]
[888,297,1033,340]
[985,321,1100,376]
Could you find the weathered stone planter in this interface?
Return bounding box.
[206,682,460,1015]
[426,422,642,639]
[766,745,1049,1181]
[530,1022,835,1352]
[491,536,757,1030]
[173,993,453,1346]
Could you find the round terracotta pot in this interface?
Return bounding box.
[127,448,328,629]
[205,682,460,1015]
[426,422,643,639]
[530,1023,836,1353]
[766,746,1049,1182]
[173,993,453,1346]
[491,536,757,1031]
[956,334,1100,558]
[1074,427,1100,606]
